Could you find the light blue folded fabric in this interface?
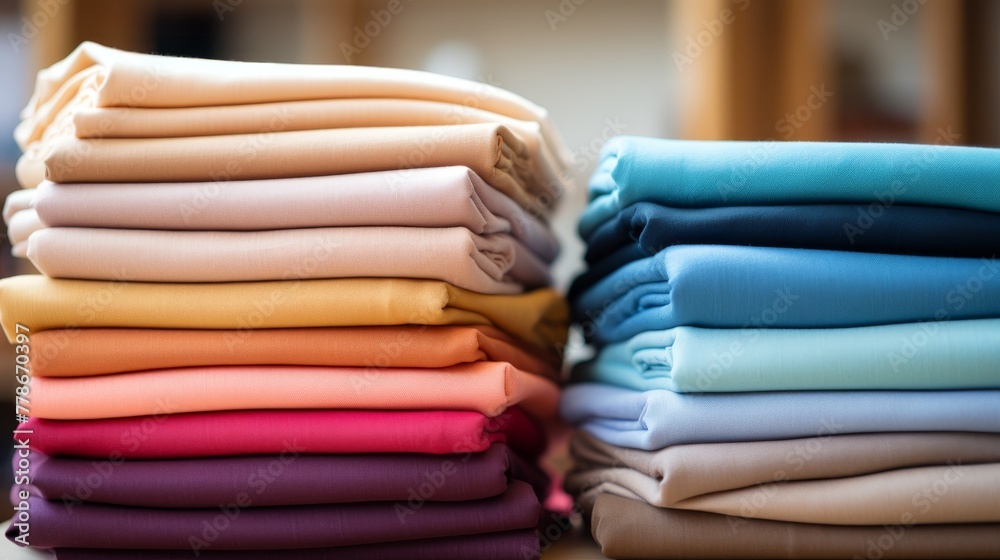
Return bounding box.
[575,245,1000,345]
[581,137,1000,237]
[560,384,1000,450]
[574,319,1000,392]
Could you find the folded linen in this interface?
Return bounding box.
[575,245,1000,345]
[4,206,37,258]
[29,325,560,380]
[567,434,1000,525]
[591,494,1000,559]
[50,531,542,560]
[28,362,560,420]
[581,136,1000,237]
[25,443,548,507]
[575,320,1000,392]
[12,167,558,261]
[8,481,540,550]
[561,384,1000,449]
[25,226,551,292]
[0,276,568,350]
[21,407,546,459]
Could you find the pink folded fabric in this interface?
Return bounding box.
[28,362,560,420]
[19,167,558,261]
[26,226,551,293]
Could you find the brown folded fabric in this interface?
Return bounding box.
[591,494,1000,559]
[29,325,561,380]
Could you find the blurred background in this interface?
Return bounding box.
[1,0,999,520]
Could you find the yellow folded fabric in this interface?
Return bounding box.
[0,275,568,350]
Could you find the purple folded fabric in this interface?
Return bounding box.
[50,530,541,560]
[21,444,549,507]
[8,481,540,550]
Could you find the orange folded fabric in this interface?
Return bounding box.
[29,362,560,420]
[29,325,562,380]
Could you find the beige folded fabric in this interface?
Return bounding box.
[26,226,551,293]
[0,275,568,350]
[568,432,1000,525]
[18,42,571,167]
[23,125,558,214]
[5,207,39,258]
[592,494,1000,559]
[1,188,32,223]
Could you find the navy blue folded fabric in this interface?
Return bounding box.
[575,245,1000,345]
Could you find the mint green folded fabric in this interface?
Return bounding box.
[582,137,1000,237]
[574,319,1000,392]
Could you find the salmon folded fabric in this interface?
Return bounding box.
[26,227,552,292]
[28,362,560,420]
[28,326,561,380]
[21,407,547,459]
[6,167,558,261]
[0,275,568,349]
[592,494,1000,560]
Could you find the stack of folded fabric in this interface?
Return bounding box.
[2,42,573,559]
[563,137,1000,559]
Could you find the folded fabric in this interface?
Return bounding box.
[568,434,1000,525]
[29,362,559,420]
[0,276,568,350]
[15,167,558,261]
[25,443,549,508]
[29,325,561,380]
[581,136,1000,237]
[26,226,551,292]
[50,530,541,560]
[576,202,1000,293]
[575,245,1000,345]
[4,205,37,258]
[21,407,546,459]
[8,481,540,550]
[575,320,1000,392]
[18,41,569,167]
[561,384,1000,449]
[27,125,561,213]
[591,494,1000,559]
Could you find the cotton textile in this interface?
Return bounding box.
[52,531,541,560]
[561,384,1000,449]
[591,494,1000,559]
[26,227,551,292]
[575,245,1000,345]
[29,362,560,420]
[21,407,546,459]
[25,443,547,507]
[0,275,568,349]
[581,136,1000,237]
[15,167,559,261]
[28,326,560,380]
[575,320,1000,392]
[8,481,540,550]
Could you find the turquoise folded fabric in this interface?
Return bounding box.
[581,137,1000,237]
[560,384,1000,450]
[574,245,1000,345]
[574,319,1000,392]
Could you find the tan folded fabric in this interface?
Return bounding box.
[568,432,1000,525]
[28,325,562,380]
[0,275,568,351]
[18,41,571,167]
[26,226,552,293]
[592,493,1000,559]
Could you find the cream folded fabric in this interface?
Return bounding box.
[15,167,558,261]
[18,41,570,166]
[26,226,551,293]
[4,206,38,259]
[0,275,568,350]
[29,362,560,420]
[592,494,1000,559]
[568,432,1000,525]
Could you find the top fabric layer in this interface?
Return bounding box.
[581,136,1000,237]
